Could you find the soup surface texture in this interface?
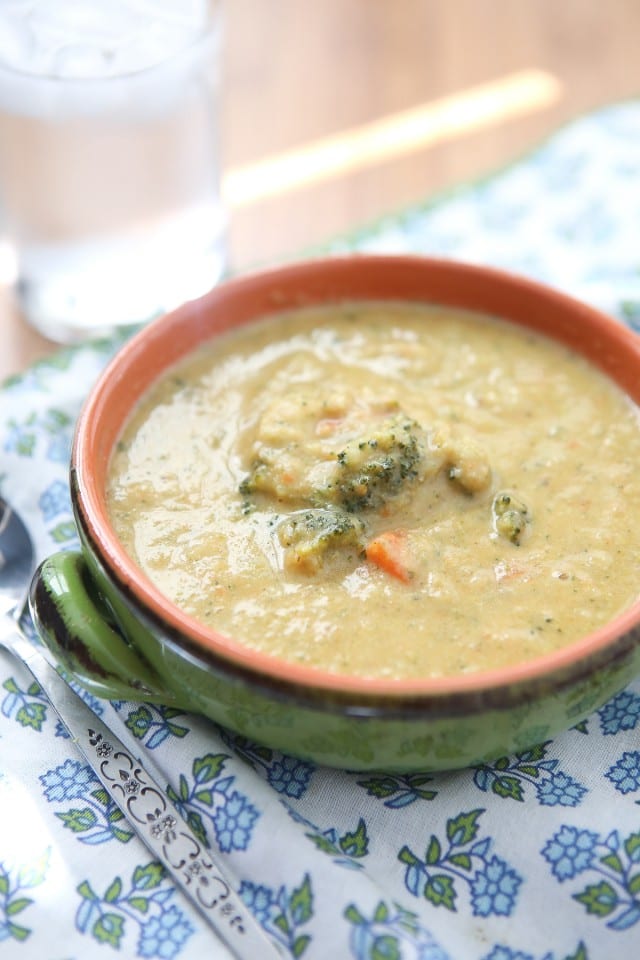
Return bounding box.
[107,302,640,678]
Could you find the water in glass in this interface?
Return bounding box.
[0,0,225,342]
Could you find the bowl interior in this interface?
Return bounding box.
[73,255,640,696]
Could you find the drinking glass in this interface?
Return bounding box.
[0,0,225,343]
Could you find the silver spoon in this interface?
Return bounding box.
[0,496,282,960]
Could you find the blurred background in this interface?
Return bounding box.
[224,0,640,268]
[4,0,640,376]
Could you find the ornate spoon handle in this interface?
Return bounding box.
[3,625,282,960]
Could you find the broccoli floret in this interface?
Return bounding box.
[277,508,366,574]
[239,463,268,497]
[332,415,425,513]
[492,491,530,545]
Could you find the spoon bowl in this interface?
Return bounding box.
[0,497,35,620]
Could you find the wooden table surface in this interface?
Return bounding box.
[3,0,640,380]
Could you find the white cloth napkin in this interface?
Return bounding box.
[3,100,640,960]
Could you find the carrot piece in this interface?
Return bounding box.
[365,530,412,583]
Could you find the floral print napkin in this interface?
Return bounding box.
[2,100,640,960]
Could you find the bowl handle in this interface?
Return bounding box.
[29,551,184,706]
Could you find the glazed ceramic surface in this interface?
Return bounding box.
[29,255,640,770]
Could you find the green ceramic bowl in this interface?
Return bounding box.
[29,255,640,771]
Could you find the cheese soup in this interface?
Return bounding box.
[106,303,640,678]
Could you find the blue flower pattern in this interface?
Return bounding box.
[597,690,640,735]
[40,760,133,845]
[212,791,258,851]
[219,729,315,798]
[345,900,450,959]
[75,863,194,956]
[38,479,70,521]
[240,874,314,956]
[137,905,193,959]
[3,100,640,957]
[542,826,599,882]
[470,855,522,917]
[268,755,314,798]
[40,758,95,802]
[606,752,640,796]
[400,810,522,917]
[543,827,640,931]
[164,754,259,853]
[473,743,587,806]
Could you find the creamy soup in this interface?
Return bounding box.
[106,303,640,678]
